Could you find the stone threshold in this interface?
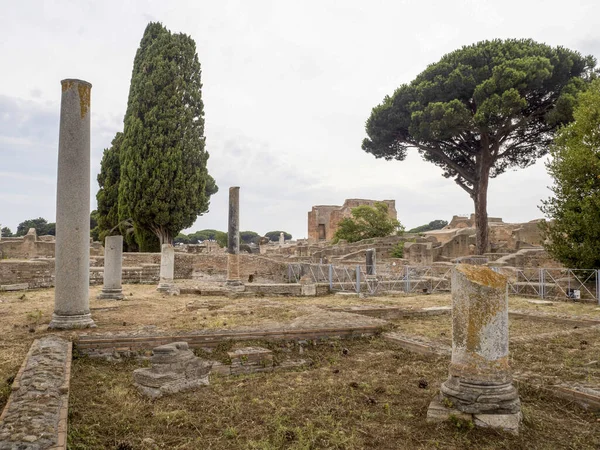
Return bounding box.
[0,336,71,450]
[327,305,600,327]
[75,324,384,356]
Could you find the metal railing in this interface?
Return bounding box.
[288,263,600,304]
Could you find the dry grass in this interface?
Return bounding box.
[511,328,600,385]
[2,285,599,419]
[67,338,600,449]
[392,315,581,347]
[509,296,600,319]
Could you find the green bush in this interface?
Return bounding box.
[390,242,404,258]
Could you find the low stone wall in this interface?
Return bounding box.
[76,323,385,358]
[0,259,55,288]
[93,253,290,283]
[0,336,71,450]
[1,253,290,289]
[0,235,55,259]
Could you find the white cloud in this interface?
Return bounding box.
[1,0,596,237]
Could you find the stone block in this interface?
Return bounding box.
[0,283,29,291]
[133,341,213,398]
[301,283,317,296]
[426,395,472,423]
[473,412,522,434]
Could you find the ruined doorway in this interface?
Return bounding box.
[318,224,326,240]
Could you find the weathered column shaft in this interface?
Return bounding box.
[49,79,95,329]
[226,187,242,286]
[158,244,175,289]
[98,235,123,300]
[441,264,520,415]
[366,248,376,276]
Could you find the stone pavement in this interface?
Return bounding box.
[0,336,71,450]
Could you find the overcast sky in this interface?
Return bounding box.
[1,0,599,239]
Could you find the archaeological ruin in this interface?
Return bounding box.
[1,85,599,449]
[307,198,397,242]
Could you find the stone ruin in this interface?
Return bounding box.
[404,214,549,266]
[427,264,521,433]
[133,342,213,399]
[307,198,397,243]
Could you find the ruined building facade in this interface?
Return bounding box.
[307,199,397,243]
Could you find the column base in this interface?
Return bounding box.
[157,283,180,296]
[97,288,124,300]
[427,395,521,434]
[441,376,521,415]
[48,313,96,329]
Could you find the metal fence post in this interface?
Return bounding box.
[597,270,600,305]
[356,265,361,294]
[329,264,333,290]
[404,265,410,293]
[539,268,545,299]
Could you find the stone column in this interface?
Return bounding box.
[366,248,376,276]
[98,235,124,300]
[427,264,521,433]
[226,187,243,288]
[279,232,284,247]
[157,244,179,295]
[49,79,95,329]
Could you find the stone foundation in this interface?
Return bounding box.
[133,342,212,399]
[0,336,72,449]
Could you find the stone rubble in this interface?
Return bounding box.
[133,342,212,399]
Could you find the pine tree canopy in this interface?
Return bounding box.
[362,39,595,254]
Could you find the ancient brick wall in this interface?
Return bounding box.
[0,237,55,259]
[307,199,397,243]
[0,259,55,288]
[2,253,289,287]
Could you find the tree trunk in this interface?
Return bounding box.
[474,153,491,255]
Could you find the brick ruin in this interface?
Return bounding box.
[307,198,397,243]
[403,215,551,267]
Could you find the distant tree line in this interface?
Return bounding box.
[407,220,448,234]
[174,229,292,247]
[1,218,56,238]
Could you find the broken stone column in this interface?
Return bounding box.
[427,264,521,433]
[98,235,124,300]
[366,248,376,276]
[226,187,243,288]
[157,244,179,295]
[49,79,95,329]
[133,342,213,399]
[279,232,284,247]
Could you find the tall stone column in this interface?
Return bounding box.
[427,264,521,433]
[226,187,243,288]
[366,248,376,276]
[157,244,179,295]
[98,235,124,300]
[279,232,284,247]
[49,79,95,329]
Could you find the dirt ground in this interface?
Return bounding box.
[67,338,600,450]
[0,285,600,426]
[392,315,585,347]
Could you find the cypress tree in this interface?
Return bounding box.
[96,132,123,241]
[119,22,217,249]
